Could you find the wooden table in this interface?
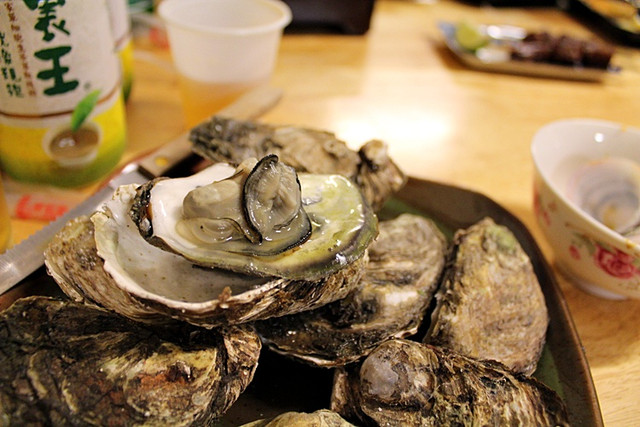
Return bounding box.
[7,0,640,424]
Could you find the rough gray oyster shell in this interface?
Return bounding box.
[0,296,261,425]
[44,183,366,328]
[241,409,355,427]
[331,339,569,426]
[255,214,447,367]
[189,117,406,211]
[423,217,549,375]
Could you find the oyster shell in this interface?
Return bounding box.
[0,296,261,425]
[255,214,447,367]
[44,183,366,328]
[130,159,377,281]
[330,339,569,426]
[241,410,355,427]
[423,217,549,375]
[189,117,407,211]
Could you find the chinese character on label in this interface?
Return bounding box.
[35,45,77,95]
[24,0,70,42]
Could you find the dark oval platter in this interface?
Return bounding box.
[0,176,603,426]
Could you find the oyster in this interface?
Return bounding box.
[255,214,447,367]
[242,410,355,427]
[0,296,261,425]
[189,117,407,211]
[130,156,377,281]
[45,181,366,327]
[423,217,549,375]
[330,339,569,426]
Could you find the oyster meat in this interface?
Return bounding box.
[330,339,569,426]
[189,117,407,211]
[176,155,312,257]
[0,296,261,425]
[423,217,549,375]
[241,410,355,427]
[45,176,367,327]
[255,214,447,367]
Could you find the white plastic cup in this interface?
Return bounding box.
[158,0,291,127]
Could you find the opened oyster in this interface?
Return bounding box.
[423,217,548,375]
[130,155,376,280]
[331,339,569,426]
[0,296,261,425]
[44,156,376,327]
[255,214,447,367]
[189,117,406,211]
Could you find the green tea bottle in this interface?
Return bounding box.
[0,0,127,187]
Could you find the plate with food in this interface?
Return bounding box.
[0,117,602,425]
[439,20,620,81]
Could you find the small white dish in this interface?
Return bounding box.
[532,118,640,299]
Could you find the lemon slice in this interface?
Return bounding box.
[455,21,489,52]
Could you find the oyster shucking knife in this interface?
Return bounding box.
[0,85,282,296]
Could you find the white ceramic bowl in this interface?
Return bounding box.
[531,118,640,299]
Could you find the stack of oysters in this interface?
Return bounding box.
[0,118,568,426]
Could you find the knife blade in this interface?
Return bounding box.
[0,85,282,296]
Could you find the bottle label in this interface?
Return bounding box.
[0,0,126,187]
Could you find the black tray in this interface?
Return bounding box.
[2,176,603,426]
[283,0,375,34]
[559,0,640,46]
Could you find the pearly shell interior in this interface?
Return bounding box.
[565,157,640,240]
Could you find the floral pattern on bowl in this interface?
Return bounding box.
[534,181,640,298]
[569,231,640,281]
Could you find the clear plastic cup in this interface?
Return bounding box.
[158,0,291,127]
